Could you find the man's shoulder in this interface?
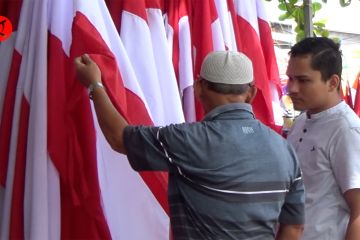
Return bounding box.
[341,106,360,129]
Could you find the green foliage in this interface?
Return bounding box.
[264,0,356,42]
[321,0,353,7]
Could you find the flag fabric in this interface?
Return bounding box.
[233,0,281,129]
[191,0,225,120]
[341,79,354,109]
[0,1,60,239]
[0,0,23,191]
[164,0,197,122]
[0,0,282,239]
[256,0,283,129]
[1,0,171,239]
[353,72,360,116]
[49,0,170,239]
[214,0,238,51]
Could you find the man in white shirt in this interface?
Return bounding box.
[286,37,360,240]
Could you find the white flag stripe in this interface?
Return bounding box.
[214,0,237,50]
[0,0,35,237]
[227,14,238,51]
[22,0,49,237]
[0,187,4,228]
[211,19,225,51]
[178,16,193,93]
[94,115,169,239]
[256,0,283,126]
[121,11,165,125]
[48,0,73,56]
[49,0,150,121]
[271,82,284,125]
[256,0,269,22]
[234,1,259,37]
[74,0,170,238]
[164,16,174,60]
[0,0,284,238]
[146,8,184,124]
[178,15,197,122]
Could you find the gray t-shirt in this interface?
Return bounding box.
[124,103,304,240]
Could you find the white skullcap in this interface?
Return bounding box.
[200,51,253,85]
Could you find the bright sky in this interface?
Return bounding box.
[263,0,360,87]
[315,0,360,34]
[263,0,360,34]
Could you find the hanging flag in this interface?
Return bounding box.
[164,0,197,122]
[342,79,354,109]
[353,72,360,116]
[191,0,225,120]
[256,0,283,131]
[49,0,170,239]
[214,0,237,51]
[1,0,172,239]
[233,0,278,128]
[0,1,61,239]
[0,0,283,239]
[0,0,23,188]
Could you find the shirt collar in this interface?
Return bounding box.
[203,103,255,121]
[306,100,345,120]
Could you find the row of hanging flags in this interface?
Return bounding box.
[342,71,360,116]
[0,0,291,239]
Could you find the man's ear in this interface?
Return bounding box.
[328,74,341,92]
[193,80,202,100]
[245,85,257,103]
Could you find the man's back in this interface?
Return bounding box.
[124,103,305,239]
[74,50,305,240]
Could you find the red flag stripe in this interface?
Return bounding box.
[0,51,22,186]
[353,73,360,116]
[47,18,111,239]
[9,96,29,239]
[72,12,170,212]
[236,15,274,125]
[0,0,23,31]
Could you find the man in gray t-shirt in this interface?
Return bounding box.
[74,50,305,239]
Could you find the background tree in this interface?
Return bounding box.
[264,0,356,42]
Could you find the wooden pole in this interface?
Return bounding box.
[304,0,313,37]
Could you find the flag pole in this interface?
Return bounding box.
[303,0,313,37]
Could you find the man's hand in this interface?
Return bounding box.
[276,224,304,240]
[344,189,360,240]
[74,54,101,87]
[73,54,128,154]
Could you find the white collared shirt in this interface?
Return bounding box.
[287,101,360,240]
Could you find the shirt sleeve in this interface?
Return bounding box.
[331,127,360,193]
[123,125,172,171]
[278,146,305,225]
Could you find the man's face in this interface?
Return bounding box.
[286,55,335,114]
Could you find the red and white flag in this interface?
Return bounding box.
[214,0,238,51]
[0,0,176,239]
[353,72,360,116]
[233,0,282,129]
[105,0,184,126]
[256,0,283,130]
[341,79,354,109]
[0,0,283,239]
[191,0,225,120]
[164,0,197,122]
[0,1,61,239]
[51,0,171,239]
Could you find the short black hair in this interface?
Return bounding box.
[289,37,342,81]
[201,79,252,95]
